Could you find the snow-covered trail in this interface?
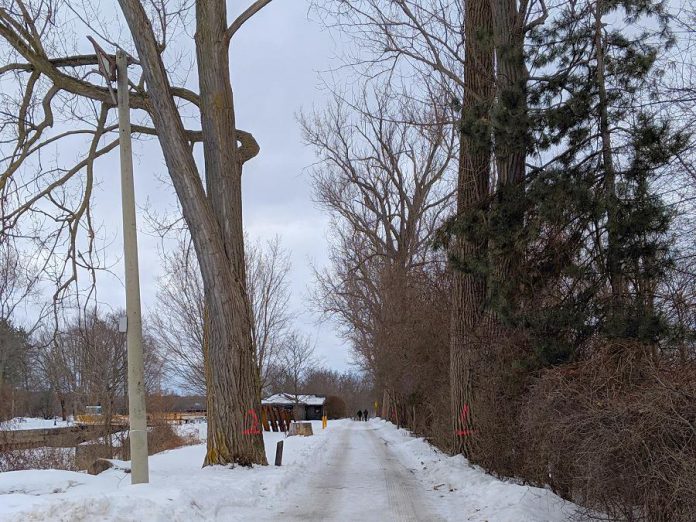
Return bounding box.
[0,419,584,521]
[277,421,445,521]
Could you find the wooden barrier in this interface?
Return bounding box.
[75,411,206,427]
[288,422,313,437]
[260,406,293,433]
[0,425,121,451]
[75,414,129,426]
[3,407,295,452]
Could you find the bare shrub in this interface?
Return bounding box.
[325,396,346,419]
[148,422,194,454]
[375,265,452,449]
[0,447,77,472]
[417,379,452,452]
[120,422,197,460]
[523,340,696,521]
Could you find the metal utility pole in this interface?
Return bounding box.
[116,49,149,485]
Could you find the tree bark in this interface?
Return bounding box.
[117,0,266,466]
[485,0,529,324]
[450,0,494,456]
[594,0,623,309]
[194,0,265,467]
[489,0,528,188]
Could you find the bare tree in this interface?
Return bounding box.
[37,327,81,421]
[151,234,293,395]
[0,0,275,465]
[304,87,455,382]
[150,237,206,395]
[300,367,374,415]
[246,236,293,393]
[37,309,162,424]
[0,237,41,324]
[0,235,41,420]
[312,0,465,101]
[277,331,317,403]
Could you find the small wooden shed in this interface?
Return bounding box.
[261,393,326,421]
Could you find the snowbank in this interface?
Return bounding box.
[369,419,584,522]
[0,420,335,522]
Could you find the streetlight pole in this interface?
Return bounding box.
[116,49,149,485]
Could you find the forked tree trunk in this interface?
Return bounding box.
[450,0,494,456]
[462,0,529,468]
[118,0,266,466]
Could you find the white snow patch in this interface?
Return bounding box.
[369,419,585,522]
[0,420,334,522]
[174,421,208,442]
[1,418,74,431]
[262,393,326,406]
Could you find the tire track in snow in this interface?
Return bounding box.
[278,422,444,521]
[367,426,444,522]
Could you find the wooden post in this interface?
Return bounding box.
[274,440,284,466]
[270,407,279,432]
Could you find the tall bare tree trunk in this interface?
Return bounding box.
[466,0,529,472]
[483,0,529,329]
[194,0,265,467]
[490,0,528,189]
[59,395,67,421]
[118,0,266,466]
[594,0,623,310]
[450,0,494,456]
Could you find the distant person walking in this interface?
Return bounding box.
[363,409,369,421]
[356,410,363,421]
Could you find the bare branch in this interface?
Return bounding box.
[225,0,273,43]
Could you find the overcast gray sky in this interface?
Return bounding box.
[77,1,353,373]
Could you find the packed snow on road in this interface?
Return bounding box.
[0,419,584,521]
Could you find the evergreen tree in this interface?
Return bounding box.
[442,0,687,368]
[522,0,686,360]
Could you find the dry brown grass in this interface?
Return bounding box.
[523,341,696,522]
[119,421,198,460]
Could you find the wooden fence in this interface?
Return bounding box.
[261,406,293,432]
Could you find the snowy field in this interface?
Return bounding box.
[1,418,74,431]
[0,419,584,521]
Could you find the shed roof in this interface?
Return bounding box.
[262,393,326,406]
